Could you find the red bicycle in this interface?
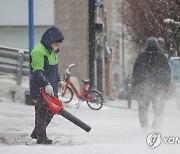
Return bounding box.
[58,64,103,110]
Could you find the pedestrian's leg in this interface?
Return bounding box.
[33,106,48,139]
[138,99,150,128]
[45,94,59,127]
[45,95,56,126]
[31,96,48,139]
[152,96,165,129]
[31,96,54,144]
[35,106,53,144]
[46,110,54,127]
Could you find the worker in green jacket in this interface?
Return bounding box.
[30,27,64,144]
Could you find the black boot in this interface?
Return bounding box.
[31,130,38,139]
[37,137,53,144]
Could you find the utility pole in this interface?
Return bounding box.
[28,0,34,80]
[88,0,96,87]
[25,0,34,105]
[28,0,34,53]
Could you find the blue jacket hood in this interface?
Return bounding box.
[41,26,64,50]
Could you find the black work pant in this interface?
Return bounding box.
[32,95,54,138]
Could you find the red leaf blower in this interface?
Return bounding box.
[41,88,91,132]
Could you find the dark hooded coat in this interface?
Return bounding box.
[132,37,171,99]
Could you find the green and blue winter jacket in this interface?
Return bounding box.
[30,27,64,98]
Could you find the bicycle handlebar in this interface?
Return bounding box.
[65,64,76,75]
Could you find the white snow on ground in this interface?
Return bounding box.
[0,95,180,154]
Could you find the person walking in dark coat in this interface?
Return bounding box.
[132,37,171,131]
[30,27,64,144]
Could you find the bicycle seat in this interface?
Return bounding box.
[81,79,90,83]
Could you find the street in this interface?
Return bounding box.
[0,97,180,154]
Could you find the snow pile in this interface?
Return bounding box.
[0,74,29,102]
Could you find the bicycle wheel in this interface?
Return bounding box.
[58,86,73,103]
[86,90,103,110]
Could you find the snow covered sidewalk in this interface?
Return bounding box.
[0,97,180,154]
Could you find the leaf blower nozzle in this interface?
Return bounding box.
[41,88,91,132]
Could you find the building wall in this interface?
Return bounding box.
[0,0,54,26]
[108,0,136,93]
[104,0,112,96]
[0,0,54,49]
[0,26,49,49]
[108,0,124,92]
[55,0,89,82]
